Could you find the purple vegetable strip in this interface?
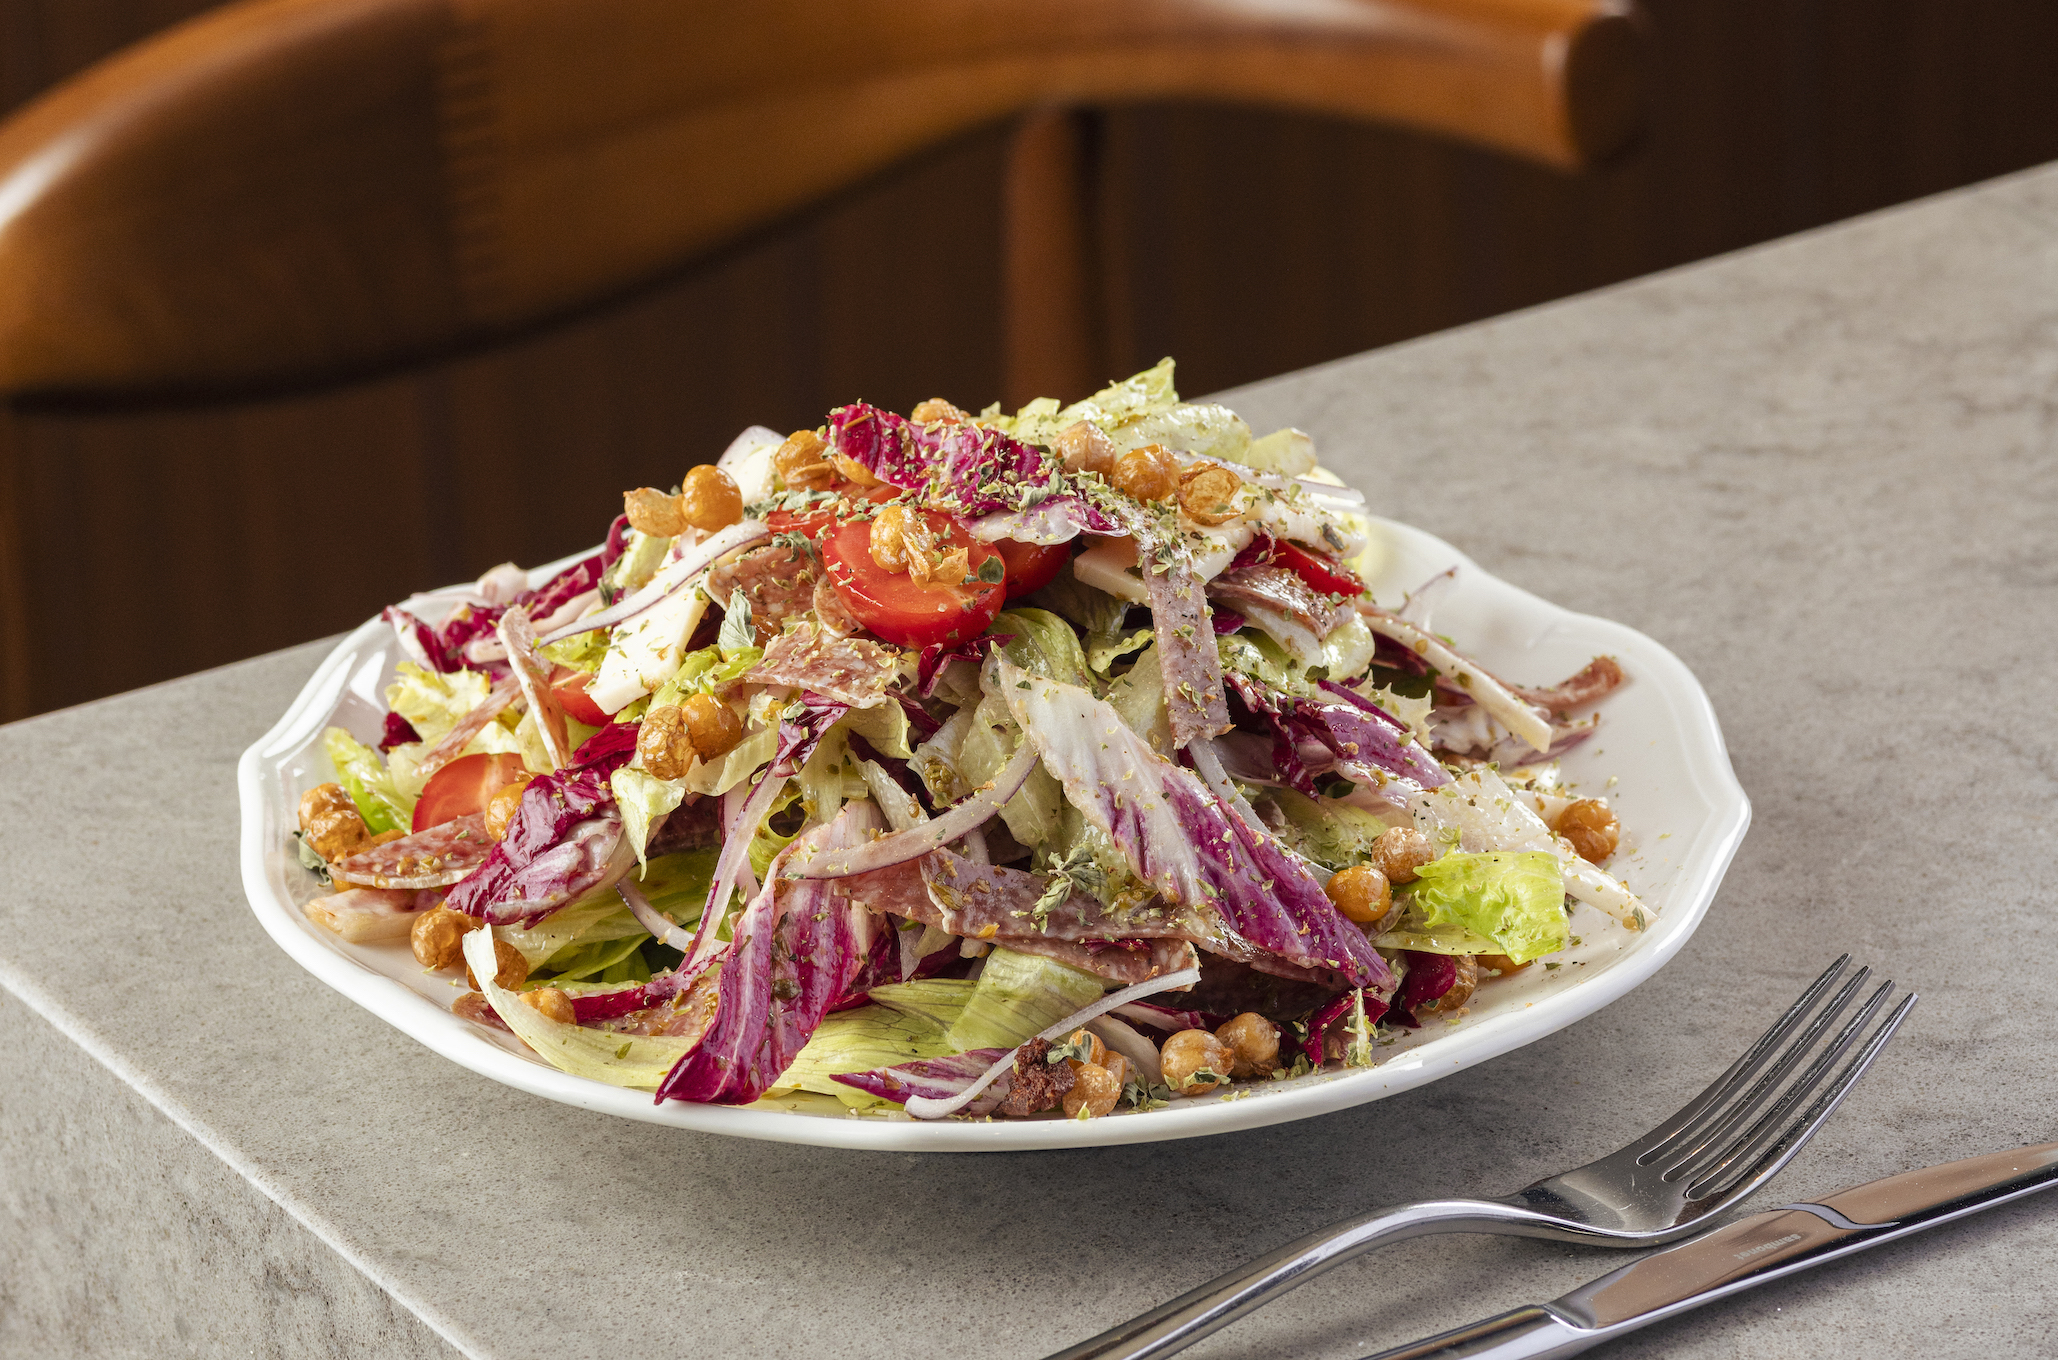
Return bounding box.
[655,801,887,1105]
[827,403,1119,530]
[1396,950,1459,1024]
[444,733,637,925]
[999,661,1394,993]
[832,1050,1014,1115]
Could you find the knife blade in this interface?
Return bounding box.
[1359,1141,2058,1360]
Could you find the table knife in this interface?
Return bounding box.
[1360,1141,2058,1359]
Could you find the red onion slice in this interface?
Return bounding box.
[783,741,1038,880]
[498,604,571,770]
[536,519,768,648]
[617,877,696,952]
[903,965,1202,1119]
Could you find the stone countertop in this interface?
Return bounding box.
[5,164,2057,1360]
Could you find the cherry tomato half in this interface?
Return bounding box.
[413,752,531,832]
[549,668,610,727]
[1274,540,1364,597]
[822,513,1005,647]
[991,537,1070,599]
[764,482,901,539]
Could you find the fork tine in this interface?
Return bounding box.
[1685,989,1917,1202]
[1631,955,1851,1165]
[1629,955,1850,1161]
[1668,976,1893,1184]
[1652,965,1873,1173]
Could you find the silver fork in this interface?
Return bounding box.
[1046,956,1916,1360]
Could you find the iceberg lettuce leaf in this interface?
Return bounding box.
[945,947,1105,1052]
[1401,850,1568,964]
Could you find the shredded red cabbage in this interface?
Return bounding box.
[379,712,422,750]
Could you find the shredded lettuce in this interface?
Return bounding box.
[770,1002,963,1103]
[385,663,492,747]
[945,947,1106,1051]
[1386,850,1568,964]
[603,527,671,599]
[610,766,685,866]
[322,727,407,833]
[637,847,717,919]
[540,631,610,673]
[747,783,804,881]
[1267,787,1397,871]
[1243,427,1317,475]
[990,608,1091,688]
[649,643,762,708]
[867,978,976,1030]
[1105,645,1172,753]
[497,893,649,969]
[539,933,651,984]
[463,929,689,1090]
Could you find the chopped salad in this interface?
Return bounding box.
[295,360,1644,1120]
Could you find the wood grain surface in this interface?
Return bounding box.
[2,0,2056,722]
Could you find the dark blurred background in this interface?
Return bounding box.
[4,0,2056,722]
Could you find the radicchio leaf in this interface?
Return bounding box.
[997,660,1394,993]
[655,800,886,1105]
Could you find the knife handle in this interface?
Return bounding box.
[1357,1307,1596,1360]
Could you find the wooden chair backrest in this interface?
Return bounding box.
[0,0,1645,402]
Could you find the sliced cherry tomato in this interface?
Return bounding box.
[1274,540,1364,597]
[991,537,1070,599]
[413,752,531,832]
[764,482,900,539]
[822,513,1005,648]
[550,667,609,727]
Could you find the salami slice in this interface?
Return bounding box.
[416,676,521,780]
[332,814,494,889]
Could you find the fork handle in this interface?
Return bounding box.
[1041,1199,1560,1360]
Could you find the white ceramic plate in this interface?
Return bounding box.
[238,517,1748,1151]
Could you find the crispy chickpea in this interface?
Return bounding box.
[1062,1027,1109,1070]
[1476,953,1532,979]
[682,693,743,761]
[1215,1012,1281,1078]
[678,464,743,532]
[298,783,371,863]
[622,486,687,537]
[464,936,530,992]
[771,429,835,490]
[1062,1062,1123,1119]
[521,987,577,1024]
[483,773,534,842]
[1324,864,1392,924]
[410,905,478,970]
[1554,799,1621,865]
[830,450,881,486]
[1416,955,1481,1018]
[1160,1028,1234,1096]
[868,503,919,574]
[1177,462,1244,526]
[1373,826,1436,884]
[910,397,969,425]
[636,705,696,780]
[1054,420,1117,478]
[1111,444,1180,502]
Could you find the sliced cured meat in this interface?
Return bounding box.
[1140,538,1233,748]
[1510,656,1625,713]
[748,622,898,707]
[331,815,493,889]
[1207,565,1352,639]
[705,543,822,644]
[414,675,521,780]
[303,887,435,943]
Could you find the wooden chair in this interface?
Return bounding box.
[0,0,1647,718]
